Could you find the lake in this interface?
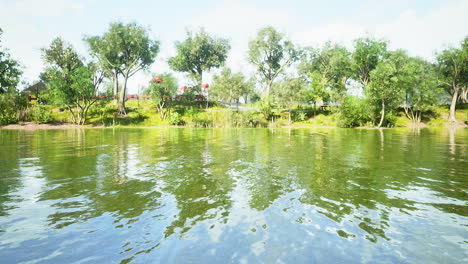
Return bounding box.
[0,128,467,263]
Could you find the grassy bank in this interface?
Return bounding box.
[2,100,467,129]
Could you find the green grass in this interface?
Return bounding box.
[13,102,468,128]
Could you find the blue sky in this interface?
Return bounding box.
[1,0,467,93]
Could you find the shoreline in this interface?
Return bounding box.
[1,122,467,130]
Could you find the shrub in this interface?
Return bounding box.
[0,91,27,125]
[168,111,183,125]
[30,106,53,123]
[337,96,371,127]
[292,111,307,122]
[191,112,212,127]
[229,110,267,127]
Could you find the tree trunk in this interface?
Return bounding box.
[113,72,119,105]
[313,101,316,117]
[67,106,77,124]
[377,99,385,127]
[460,87,467,103]
[449,86,459,123]
[266,80,272,99]
[118,75,128,115]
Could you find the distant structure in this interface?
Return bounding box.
[22,82,46,104]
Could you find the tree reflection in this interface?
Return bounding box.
[0,127,466,255]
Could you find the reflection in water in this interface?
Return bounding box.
[0,128,467,263]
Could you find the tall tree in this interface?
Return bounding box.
[299,42,352,107]
[435,36,468,122]
[273,77,306,124]
[352,37,388,90]
[168,28,230,91]
[210,68,254,105]
[248,26,301,99]
[367,50,408,127]
[147,73,178,120]
[86,22,159,115]
[42,38,104,125]
[84,32,123,104]
[402,57,441,123]
[0,28,22,93]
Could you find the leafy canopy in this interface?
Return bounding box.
[435,36,468,94]
[248,26,301,97]
[273,77,306,108]
[42,38,103,124]
[210,68,254,103]
[352,37,388,87]
[299,42,352,103]
[148,73,178,105]
[0,28,23,93]
[168,28,230,84]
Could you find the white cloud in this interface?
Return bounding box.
[376,0,468,60]
[293,0,468,60]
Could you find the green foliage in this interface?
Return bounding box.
[147,73,178,120]
[42,38,83,72]
[367,50,408,126]
[435,35,468,121]
[292,111,307,122]
[337,96,371,127]
[85,22,160,115]
[302,113,337,126]
[0,89,27,125]
[168,28,230,87]
[255,100,273,119]
[168,111,183,125]
[188,112,213,128]
[273,77,306,108]
[227,111,267,128]
[42,38,104,124]
[30,106,53,123]
[210,68,254,103]
[248,26,301,98]
[299,42,352,103]
[402,57,441,123]
[0,28,22,93]
[352,37,388,87]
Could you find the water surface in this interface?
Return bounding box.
[0,128,467,263]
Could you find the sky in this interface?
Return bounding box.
[0,0,467,94]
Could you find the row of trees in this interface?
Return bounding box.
[1,23,467,126]
[210,28,466,126]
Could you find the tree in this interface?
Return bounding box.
[42,38,104,125]
[402,57,441,123]
[273,77,306,124]
[435,36,468,122]
[0,28,23,93]
[84,32,123,104]
[86,22,159,115]
[169,28,230,92]
[210,68,254,106]
[248,26,301,99]
[299,42,352,111]
[367,50,408,127]
[352,37,388,90]
[147,73,178,120]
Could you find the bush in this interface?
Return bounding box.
[255,100,272,119]
[191,112,212,127]
[30,106,54,123]
[168,111,183,125]
[292,111,307,122]
[337,96,371,127]
[0,91,27,125]
[228,110,267,128]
